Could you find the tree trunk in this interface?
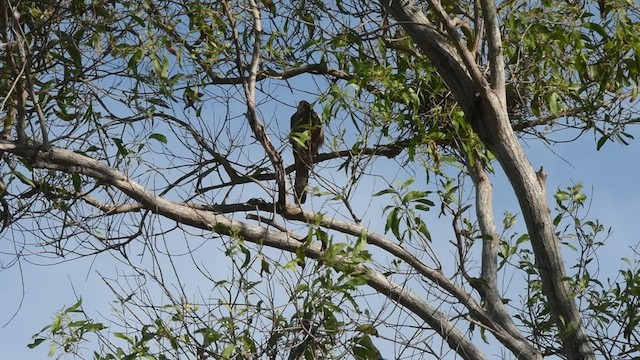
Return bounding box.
[381,0,595,357]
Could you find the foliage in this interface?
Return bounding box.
[0,0,639,358]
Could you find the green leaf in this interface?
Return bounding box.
[295,241,307,267]
[416,218,431,241]
[113,138,130,156]
[241,245,251,268]
[352,335,380,360]
[585,22,608,38]
[51,314,62,333]
[128,49,143,72]
[373,188,395,197]
[213,223,231,234]
[196,328,222,347]
[415,198,435,207]
[385,208,400,240]
[48,343,56,357]
[72,172,82,193]
[161,55,170,78]
[399,177,415,188]
[149,133,168,144]
[220,345,235,359]
[355,323,379,336]
[13,170,35,187]
[27,338,46,349]
[353,231,368,254]
[596,134,610,150]
[548,92,559,114]
[65,41,82,67]
[515,234,530,245]
[113,332,128,340]
[345,275,367,287]
[401,190,428,203]
[152,54,162,76]
[553,213,563,226]
[65,298,83,313]
[147,97,170,108]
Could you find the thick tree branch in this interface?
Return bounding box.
[0,141,303,252]
[0,141,492,360]
[365,269,487,360]
[467,160,541,359]
[424,0,488,91]
[380,0,477,113]
[478,0,505,96]
[383,0,595,357]
[204,199,540,357]
[479,62,596,360]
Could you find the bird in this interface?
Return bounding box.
[290,101,323,204]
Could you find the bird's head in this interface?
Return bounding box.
[297,100,311,113]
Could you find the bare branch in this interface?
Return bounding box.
[478,0,506,96]
[197,140,412,194]
[365,269,488,360]
[224,0,288,206]
[81,195,143,215]
[423,0,488,91]
[201,63,354,84]
[467,160,541,358]
[1,141,498,359]
[25,58,50,148]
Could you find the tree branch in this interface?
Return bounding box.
[424,0,488,91]
[1,141,491,360]
[201,198,539,356]
[196,140,412,195]
[365,269,488,360]
[383,0,595,357]
[478,0,505,96]
[224,0,288,206]
[380,0,477,115]
[467,160,541,358]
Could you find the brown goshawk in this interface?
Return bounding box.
[290,101,324,203]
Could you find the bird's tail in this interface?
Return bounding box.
[294,164,309,204]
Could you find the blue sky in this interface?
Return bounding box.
[1,2,639,357]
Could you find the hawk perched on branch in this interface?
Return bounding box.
[290,101,324,204]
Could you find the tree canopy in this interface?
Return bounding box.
[2,0,640,359]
